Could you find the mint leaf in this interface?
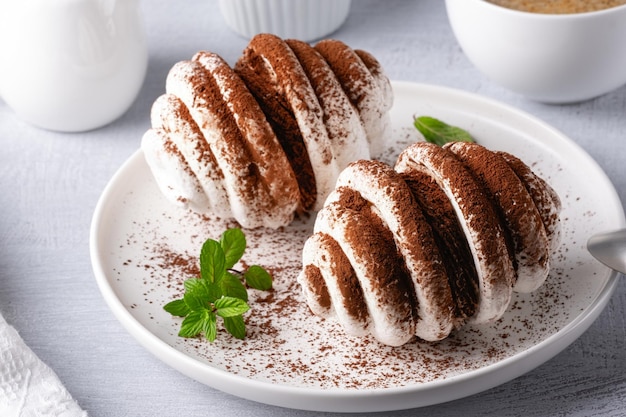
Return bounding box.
[179,310,208,338]
[200,239,226,283]
[163,228,272,342]
[219,271,249,301]
[414,116,474,146]
[202,311,217,342]
[215,296,250,317]
[163,299,189,317]
[244,265,273,290]
[183,279,211,310]
[183,277,204,293]
[205,281,223,303]
[223,315,246,340]
[220,228,246,269]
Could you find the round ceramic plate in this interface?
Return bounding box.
[90,81,624,413]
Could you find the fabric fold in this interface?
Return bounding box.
[0,314,88,417]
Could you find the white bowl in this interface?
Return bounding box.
[445,0,626,103]
[219,0,351,42]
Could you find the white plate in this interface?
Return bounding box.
[90,81,625,413]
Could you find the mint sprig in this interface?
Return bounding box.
[414,116,475,146]
[163,228,272,342]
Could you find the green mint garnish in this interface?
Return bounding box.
[163,227,272,342]
[243,265,273,291]
[413,116,475,146]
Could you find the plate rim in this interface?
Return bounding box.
[90,81,625,412]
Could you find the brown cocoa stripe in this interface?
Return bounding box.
[152,94,225,184]
[355,49,382,79]
[235,34,317,211]
[193,51,300,212]
[286,39,351,146]
[400,169,479,325]
[446,142,549,281]
[497,150,562,248]
[303,264,331,313]
[318,232,368,324]
[354,49,393,106]
[335,188,415,328]
[314,39,376,110]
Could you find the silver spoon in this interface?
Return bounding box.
[587,229,626,274]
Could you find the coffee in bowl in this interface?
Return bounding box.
[486,0,626,14]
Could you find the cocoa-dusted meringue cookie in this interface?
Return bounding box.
[301,160,460,345]
[298,141,561,346]
[141,34,392,228]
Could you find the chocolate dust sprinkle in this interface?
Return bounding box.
[108,132,608,391]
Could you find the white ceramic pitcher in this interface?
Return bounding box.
[0,0,148,132]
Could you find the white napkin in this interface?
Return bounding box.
[0,314,88,417]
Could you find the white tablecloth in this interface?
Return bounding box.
[1,1,625,416]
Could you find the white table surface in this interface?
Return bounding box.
[2,1,626,416]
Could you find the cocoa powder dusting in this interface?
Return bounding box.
[304,264,331,311]
[319,231,369,324]
[122,37,590,392]
[338,188,415,326]
[432,145,515,289]
[194,51,300,210]
[497,150,562,247]
[111,147,582,391]
[235,37,317,210]
[447,145,518,270]
[286,39,351,147]
[315,39,373,107]
[402,170,479,323]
